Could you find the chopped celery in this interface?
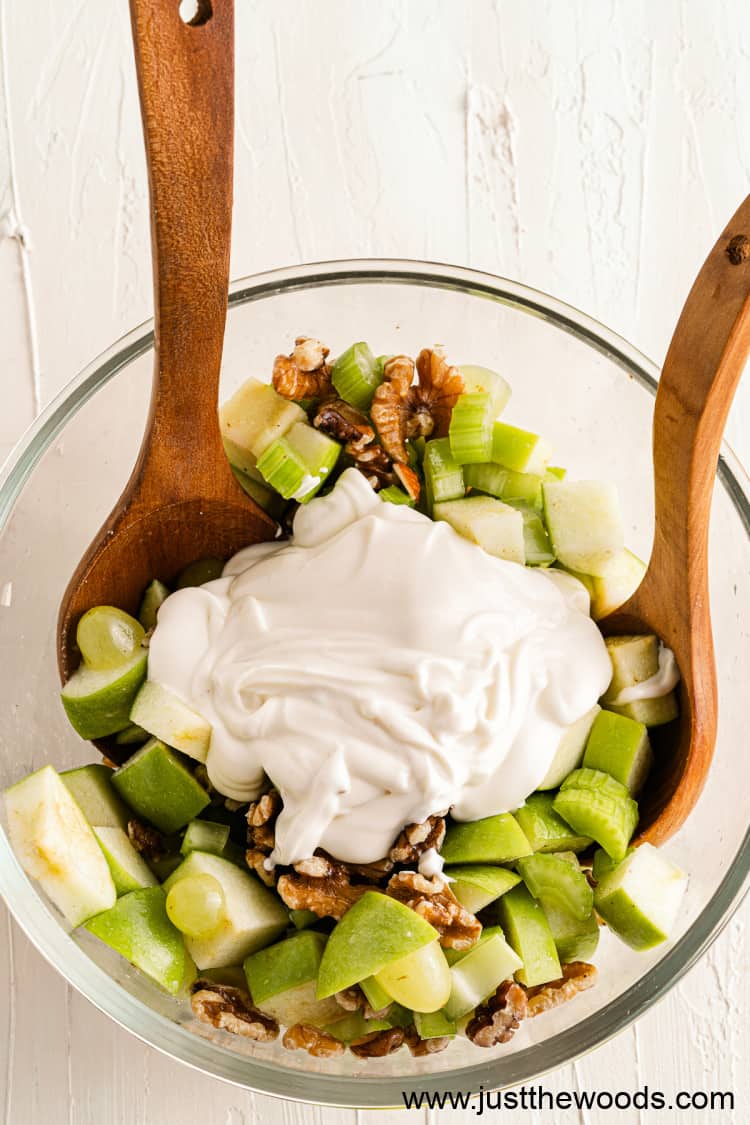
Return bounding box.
[180,819,231,857]
[138,579,170,631]
[220,377,306,474]
[231,464,289,520]
[458,364,511,416]
[257,421,341,503]
[360,974,393,1013]
[497,885,561,987]
[553,787,638,863]
[448,393,495,464]
[516,853,593,921]
[331,342,382,410]
[423,438,465,506]
[323,1011,393,1043]
[559,768,632,800]
[513,793,593,853]
[545,465,567,481]
[380,485,415,507]
[491,421,551,474]
[464,463,542,507]
[413,1009,456,1040]
[542,901,600,963]
[514,503,555,566]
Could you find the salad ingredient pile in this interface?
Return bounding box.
[4,339,687,1062]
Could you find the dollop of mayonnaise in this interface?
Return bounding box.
[607,643,680,705]
[147,469,612,867]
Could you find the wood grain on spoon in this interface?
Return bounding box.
[602,195,750,845]
[57,0,274,716]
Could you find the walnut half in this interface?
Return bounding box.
[191,981,279,1042]
[386,871,481,950]
[277,854,369,919]
[465,981,528,1048]
[273,337,333,401]
[282,1023,345,1058]
[525,961,598,1017]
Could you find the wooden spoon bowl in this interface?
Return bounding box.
[602,195,750,845]
[57,0,275,754]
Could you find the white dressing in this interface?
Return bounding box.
[147,469,612,867]
[608,643,680,705]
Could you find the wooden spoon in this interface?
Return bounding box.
[57,0,275,729]
[602,194,750,845]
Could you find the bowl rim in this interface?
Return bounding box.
[1,257,748,1108]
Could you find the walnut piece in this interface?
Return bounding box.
[273,337,333,400]
[334,985,391,1020]
[525,961,598,1017]
[277,855,369,919]
[313,397,396,491]
[191,981,279,1041]
[245,847,276,887]
[349,1027,405,1058]
[389,815,446,865]
[386,871,481,950]
[282,1023,345,1057]
[246,788,281,853]
[465,981,528,1048]
[404,1025,452,1057]
[371,348,464,463]
[127,818,165,862]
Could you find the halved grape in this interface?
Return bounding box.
[76,607,145,670]
[373,939,451,1013]
[166,873,227,939]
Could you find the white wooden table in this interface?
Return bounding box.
[1,3,748,1122]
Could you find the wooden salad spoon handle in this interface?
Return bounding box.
[57,0,274,693]
[602,193,750,845]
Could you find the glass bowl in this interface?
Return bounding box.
[0,261,748,1107]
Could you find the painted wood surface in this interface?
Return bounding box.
[1,2,748,1122]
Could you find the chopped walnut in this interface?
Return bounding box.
[127,818,165,862]
[277,854,370,919]
[404,1025,452,1057]
[371,348,464,463]
[465,981,528,1048]
[313,398,396,491]
[246,788,281,854]
[245,847,276,887]
[191,981,279,1041]
[340,855,394,882]
[389,815,446,865]
[335,987,364,1011]
[273,337,333,400]
[349,1027,405,1058]
[224,797,246,813]
[525,961,598,1017]
[386,871,481,950]
[282,1023,345,1058]
[393,462,421,501]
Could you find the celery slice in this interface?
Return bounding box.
[497,885,561,987]
[257,421,341,503]
[513,793,593,853]
[559,767,631,800]
[424,438,465,505]
[491,421,550,473]
[138,579,170,631]
[331,342,382,410]
[517,853,593,921]
[379,485,416,507]
[413,1009,456,1040]
[448,393,495,464]
[582,709,652,794]
[231,464,289,520]
[553,788,638,862]
[458,364,511,416]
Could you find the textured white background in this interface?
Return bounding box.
[1,2,748,1123]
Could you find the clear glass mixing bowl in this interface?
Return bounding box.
[0,261,748,1107]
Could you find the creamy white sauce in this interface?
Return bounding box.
[608,642,680,705]
[147,469,612,867]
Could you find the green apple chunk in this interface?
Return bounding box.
[441,813,532,865]
[374,940,452,1013]
[316,891,438,999]
[220,376,306,475]
[566,549,646,620]
[60,763,130,829]
[516,853,593,921]
[111,739,210,834]
[84,886,195,994]
[244,930,341,1026]
[594,843,688,951]
[164,851,287,969]
[4,765,116,926]
[94,826,158,894]
[61,651,147,740]
[537,705,601,790]
[601,634,659,698]
[553,778,638,863]
[290,908,318,931]
[115,723,149,746]
[434,496,525,563]
[582,709,652,794]
[443,932,523,1020]
[542,480,624,577]
[604,694,679,727]
[497,885,561,987]
[458,364,512,416]
[513,793,593,853]
[541,902,600,963]
[138,578,170,631]
[230,464,289,520]
[180,819,230,857]
[323,1011,394,1043]
[444,865,520,913]
[413,1008,457,1040]
[130,681,212,763]
[491,421,551,475]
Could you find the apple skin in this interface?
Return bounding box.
[61,651,147,740]
[593,843,688,951]
[94,826,158,895]
[582,709,652,794]
[316,891,438,999]
[441,813,532,865]
[111,739,210,834]
[244,930,328,1005]
[84,886,196,995]
[445,865,520,913]
[513,793,593,854]
[443,932,523,1020]
[60,763,131,829]
[497,885,561,988]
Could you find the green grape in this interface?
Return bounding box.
[176,558,225,589]
[76,606,145,670]
[165,873,226,939]
[373,940,451,1013]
